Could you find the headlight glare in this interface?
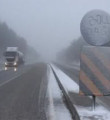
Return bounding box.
[5,62,7,65]
[14,62,17,65]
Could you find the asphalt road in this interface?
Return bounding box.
[0,63,47,120]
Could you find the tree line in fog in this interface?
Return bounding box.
[0,22,39,62]
[57,36,110,65]
[57,37,88,64]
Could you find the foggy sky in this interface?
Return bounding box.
[0,0,110,60]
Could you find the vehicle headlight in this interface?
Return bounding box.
[14,62,17,65]
[5,62,7,65]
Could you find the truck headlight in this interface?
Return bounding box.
[14,62,17,65]
[5,62,7,65]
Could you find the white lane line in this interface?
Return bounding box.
[47,66,56,120]
[0,74,22,87]
[0,65,33,87]
[0,71,26,87]
[48,85,56,120]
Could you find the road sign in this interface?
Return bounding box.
[79,46,110,96]
[80,10,110,46]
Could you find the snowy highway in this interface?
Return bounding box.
[0,62,110,120]
[0,62,76,120]
[0,2,110,120]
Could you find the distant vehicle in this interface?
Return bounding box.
[4,47,24,71]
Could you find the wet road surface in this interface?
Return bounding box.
[0,63,47,120]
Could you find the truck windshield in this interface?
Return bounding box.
[5,52,17,57]
[6,58,15,62]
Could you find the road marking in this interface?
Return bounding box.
[0,65,33,87]
[48,85,56,120]
[47,67,56,120]
[0,72,25,87]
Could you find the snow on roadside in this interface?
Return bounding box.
[75,105,110,120]
[46,66,72,120]
[51,64,110,120]
[51,64,79,93]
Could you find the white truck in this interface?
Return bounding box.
[4,47,24,71]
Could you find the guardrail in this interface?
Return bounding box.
[50,65,80,120]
